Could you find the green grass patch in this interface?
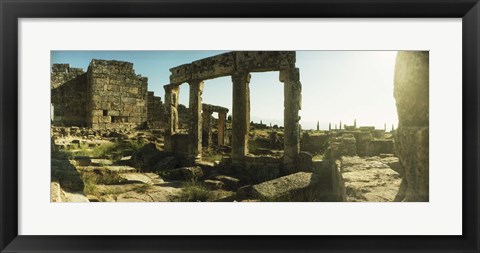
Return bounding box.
[176,181,212,202]
[202,153,223,163]
[81,173,98,196]
[65,140,145,161]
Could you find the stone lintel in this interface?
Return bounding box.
[202,103,229,113]
[170,51,296,84]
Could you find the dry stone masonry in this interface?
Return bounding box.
[52,60,156,130]
[86,60,148,130]
[51,64,88,126]
[147,91,165,129]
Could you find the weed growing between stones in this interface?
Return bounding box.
[65,140,145,161]
[175,181,212,202]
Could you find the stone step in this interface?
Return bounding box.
[77,165,137,173]
[119,173,164,185]
[90,159,113,166]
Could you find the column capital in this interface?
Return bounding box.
[231,71,251,83]
[188,79,205,89]
[279,67,300,83]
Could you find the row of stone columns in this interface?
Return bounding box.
[164,67,301,170]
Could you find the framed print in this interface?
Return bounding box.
[1,0,479,252]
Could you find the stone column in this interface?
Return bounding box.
[202,108,213,150]
[217,110,227,146]
[188,80,204,160]
[163,84,179,152]
[280,67,302,173]
[231,72,251,163]
[393,51,429,202]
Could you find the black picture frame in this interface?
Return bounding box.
[1,0,479,252]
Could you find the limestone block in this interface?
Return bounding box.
[161,166,204,181]
[366,139,394,156]
[394,127,428,201]
[92,110,103,116]
[91,116,100,124]
[252,172,319,201]
[101,116,111,123]
[108,110,120,116]
[50,182,63,202]
[236,51,295,72]
[214,175,240,191]
[169,64,191,84]
[204,180,224,190]
[339,156,401,202]
[244,155,282,183]
[129,87,138,94]
[191,52,236,80]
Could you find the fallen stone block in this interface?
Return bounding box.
[153,156,178,172]
[161,166,204,181]
[236,185,254,200]
[252,172,319,201]
[119,173,154,184]
[214,175,240,190]
[204,179,224,190]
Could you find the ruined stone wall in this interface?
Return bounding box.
[366,139,395,156]
[328,134,357,159]
[352,131,373,156]
[51,64,88,126]
[51,64,86,89]
[86,59,148,130]
[177,104,190,128]
[301,132,329,154]
[147,91,166,129]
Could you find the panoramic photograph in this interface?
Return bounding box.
[50,50,429,202]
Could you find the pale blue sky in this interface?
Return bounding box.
[51,51,398,130]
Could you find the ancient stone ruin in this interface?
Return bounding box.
[50,51,428,203]
[51,60,148,130]
[202,103,229,149]
[163,51,301,173]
